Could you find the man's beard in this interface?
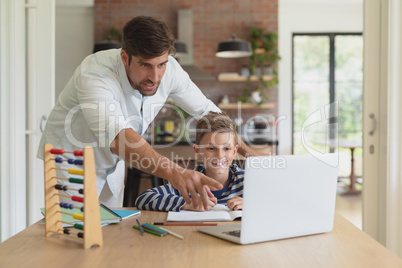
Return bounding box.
[132,79,160,96]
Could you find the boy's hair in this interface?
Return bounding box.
[195,112,239,145]
[122,16,176,62]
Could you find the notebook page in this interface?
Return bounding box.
[167,204,242,222]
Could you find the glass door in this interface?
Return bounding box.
[293,33,363,192]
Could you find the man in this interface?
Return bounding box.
[38,16,259,208]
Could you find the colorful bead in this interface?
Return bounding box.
[71,196,84,203]
[50,149,64,155]
[67,159,83,165]
[68,178,83,184]
[72,213,84,221]
[74,224,84,230]
[73,150,83,156]
[67,168,84,175]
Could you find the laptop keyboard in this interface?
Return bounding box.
[223,230,241,237]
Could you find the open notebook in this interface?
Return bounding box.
[167,204,242,222]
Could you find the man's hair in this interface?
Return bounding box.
[122,16,176,61]
[195,112,239,145]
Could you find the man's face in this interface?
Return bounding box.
[121,50,169,96]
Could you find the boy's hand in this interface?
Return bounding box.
[227,196,243,211]
[181,186,217,211]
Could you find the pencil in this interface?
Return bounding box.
[142,223,168,235]
[156,226,184,240]
[133,225,165,237]
[136,219,145,235]
[153,222,218,226]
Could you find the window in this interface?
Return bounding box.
[293,33,363,179]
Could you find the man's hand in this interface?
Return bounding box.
[181,185,218,211]
[170,169,222,210]
[227,196,243,211]
[110,128,223,210]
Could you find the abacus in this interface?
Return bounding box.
[43,144,103,249]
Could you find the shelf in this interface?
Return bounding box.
[254,48,265,55]
[217,74,273,82]
[218,102,275,109]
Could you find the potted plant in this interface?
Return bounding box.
[238,27,280,105]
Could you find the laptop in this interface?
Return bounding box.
[198,154,338,244]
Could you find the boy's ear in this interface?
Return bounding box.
[193,144,200,156]
[234,145,239,154]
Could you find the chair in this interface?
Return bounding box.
[123,167,165,207]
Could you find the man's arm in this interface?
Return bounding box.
[110,128,223,209]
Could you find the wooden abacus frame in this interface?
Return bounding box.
[43,144,103,249]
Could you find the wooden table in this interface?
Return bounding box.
[1,211,401,268]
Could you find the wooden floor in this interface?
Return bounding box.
[335,180,362,229]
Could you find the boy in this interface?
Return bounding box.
[135,112,244,211]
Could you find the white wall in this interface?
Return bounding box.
[55,4,94,100]
[1,0,56,242]
[278,0,363,155]
[0,0,27,241]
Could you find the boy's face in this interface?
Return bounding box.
[194,132,238,178]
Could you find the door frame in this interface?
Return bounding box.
[363,0,402,257]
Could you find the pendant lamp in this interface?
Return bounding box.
[216,0,252,58]
[216,35,252,58]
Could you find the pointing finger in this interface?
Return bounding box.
[201,175,223,190]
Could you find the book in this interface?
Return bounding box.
[111,209,141,219]
[40,204,122,227]
[167,204,242,222]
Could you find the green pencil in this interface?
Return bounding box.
[133,225,165,237]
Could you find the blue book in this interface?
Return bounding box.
[111,209,141,219]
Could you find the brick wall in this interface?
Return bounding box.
[94,0,278,121]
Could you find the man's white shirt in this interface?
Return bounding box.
[37,49,219,202]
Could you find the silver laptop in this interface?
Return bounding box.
[198,154,338,244]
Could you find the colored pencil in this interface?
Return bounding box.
[156,226,184,240]
[153,222,218,226]
[133,225,165,237]
[136,219,145,235]
[142,223,168,235]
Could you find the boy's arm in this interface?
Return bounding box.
[135,184,186,212]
